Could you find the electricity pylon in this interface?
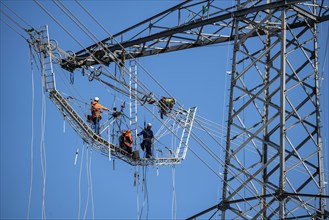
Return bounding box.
[60,0,329,218]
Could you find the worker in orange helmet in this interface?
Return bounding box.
[90,97,109,135]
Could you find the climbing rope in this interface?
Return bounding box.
[27,45,35,220]
[171,165,177,220]
[40,69,47,220]
[78,141,85,220]
[139,166,149,220]
[82,145,95,220]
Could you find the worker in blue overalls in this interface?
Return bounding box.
[138,123,154,158]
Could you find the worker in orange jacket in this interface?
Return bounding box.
[119,129,133,154]
[91,97,109,135]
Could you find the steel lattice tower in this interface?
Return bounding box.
[221,1,326,219]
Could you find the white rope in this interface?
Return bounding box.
[89,150,95,220]
[171,165,177,220]
[83,146,90,220]
[40,71,47,220]
[139,167,149,220]
[138,167,146,220]
[81,146,95,220]
[78,142,85,220]
[135,167,140,220]
[30,46,49,220]
[27,45,35,220]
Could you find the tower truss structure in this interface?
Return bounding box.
[47,0,329,219]
[220,1,327,219]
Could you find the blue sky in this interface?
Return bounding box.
[1,1,328,220]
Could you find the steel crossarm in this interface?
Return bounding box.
[60,0,329,71]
